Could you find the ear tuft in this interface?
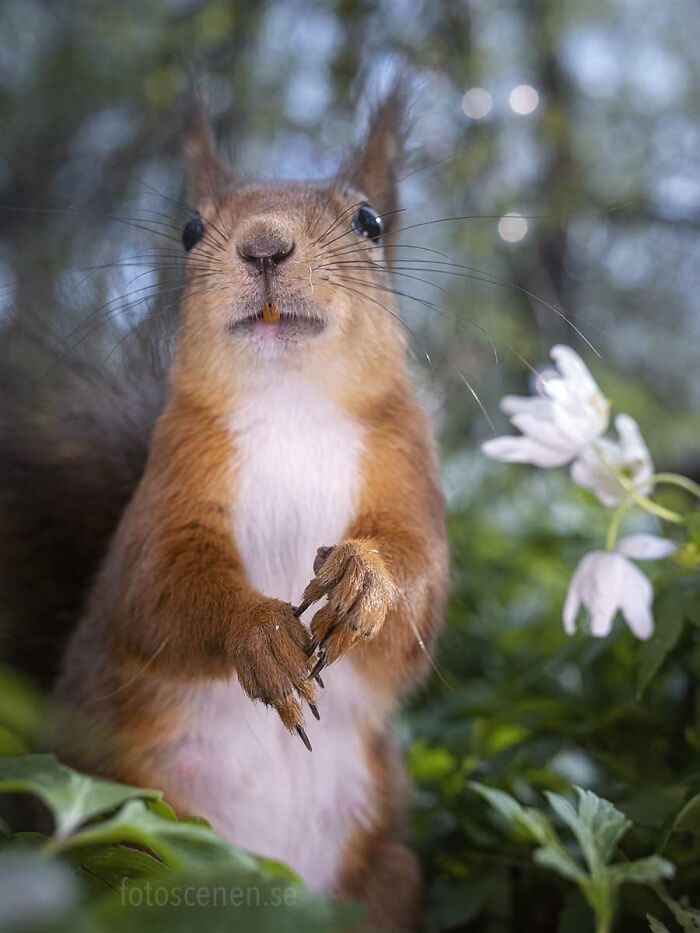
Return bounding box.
[347,80,409,230]
[183,94,231,204]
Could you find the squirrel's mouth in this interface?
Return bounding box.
[230,304,326,339]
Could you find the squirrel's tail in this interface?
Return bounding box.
[0,314,174,685]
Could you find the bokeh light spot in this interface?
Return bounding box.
[461,87,492,119]
[509,84,539,114]
[498,212,529,243]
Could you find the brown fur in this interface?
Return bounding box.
[48,89,450,929]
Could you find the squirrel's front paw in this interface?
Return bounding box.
[300,539,397,675]
[233,598,317,748]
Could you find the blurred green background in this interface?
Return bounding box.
[1,1,700,931]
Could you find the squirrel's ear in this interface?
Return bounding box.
[184,96,231,204]
[347,83,408,227]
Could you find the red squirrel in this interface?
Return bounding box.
[8,89,449,927]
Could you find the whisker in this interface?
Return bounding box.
[329,274,494,429]
[56,261,223,352]
[308,241,454,267]
[305,163,350,244]
[315,207,407,253]
[320,257,599,354]
[64,280,224,362]
[136,177,230,249]
[326,268,537,380]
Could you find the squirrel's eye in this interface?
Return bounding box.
[182,214,205,251]
[352,202,383,243]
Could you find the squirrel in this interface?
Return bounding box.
[0,87,449,929]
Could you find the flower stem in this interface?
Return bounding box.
[627,493,684,524]
[614,473,684,524]
[605,472,688,551]
[593,447,685,524]
[650,472,700,501]
[606,500,632,551]
[595,905,613,933]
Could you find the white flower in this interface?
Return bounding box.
[482,345,609,468]
[614,533,677,560]
[563,535,677,640]
[571,414,654,507]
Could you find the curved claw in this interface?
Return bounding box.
[296,724,313,752]
[305,639,318,658]
[310,653,327,680]
[292,599,313,618]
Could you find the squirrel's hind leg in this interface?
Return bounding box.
[335,729,422,932]
[338,838,421,932]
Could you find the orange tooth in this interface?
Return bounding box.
[262,301,280,323]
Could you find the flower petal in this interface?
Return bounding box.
[615,413,648,457]
[581,551,625,637]
[615,534,677,561]
[548,392,608,445]
[570,444,626,507]
[617,561,655,639]
[500,394,553,418]
[548,346,610,438]
[563,551,654,641]
[551,345,600,396]
[570,454,597,487]
[486,344,610,475]
[481,435,573,467]
[510,414,576,454]
[623,599,654,640]
[563,552,609,635]
[589,602,617,638]
[563,576,582,634]
[614,413,654,489]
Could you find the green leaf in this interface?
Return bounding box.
[655,575,700,629]
[408,741,456,782]
[533,846,586,885]
[0,723,29,757]
[636,609,686,699]
[146,797,178,822]
[0,667,45,743]
[51,798,262,875]
[254,857,302,885]
[666,793,700,841]
[70,845,171,893]
[577,787,632,865]
[659,893,700,933]
[647,915,673,933]
[545,787,631,872]
[470,782,588,885]
[607,856,674,886]
[468,782,554,846]
[90,873,362,933]
[0,755,163,837]
[686,513,700,547]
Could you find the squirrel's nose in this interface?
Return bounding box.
[236,229,295,271]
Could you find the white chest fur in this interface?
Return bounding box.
[165,373,378,891]
[230,372,365,605]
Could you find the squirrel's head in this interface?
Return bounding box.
[174,87,408,398]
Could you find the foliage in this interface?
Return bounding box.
[0,751,358,932]
[469,782,673,933]
[404,488,700,932]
